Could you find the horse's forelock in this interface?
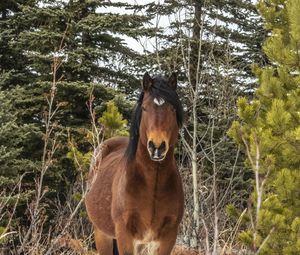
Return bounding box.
[151,77,183,127]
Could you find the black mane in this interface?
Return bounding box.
[125,75,183,162]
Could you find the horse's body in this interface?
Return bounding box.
[85,73,184,255]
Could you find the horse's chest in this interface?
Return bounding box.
[121,171,182,239]
[129,213,177,254]
[126,173,181,221]
[132,186,176,221]
[125,196,179,238]
[133,229,160,254]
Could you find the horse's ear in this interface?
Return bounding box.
[142,72,153,91]
[168,72,177,90]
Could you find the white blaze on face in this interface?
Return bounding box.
[153,97,165,106]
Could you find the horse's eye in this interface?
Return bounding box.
[142,106,146,111]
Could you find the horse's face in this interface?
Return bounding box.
[139,73,179,162]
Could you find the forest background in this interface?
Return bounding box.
[1,0,300,254]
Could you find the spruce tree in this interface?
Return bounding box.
[0,0,150,188]
[0,88,39,246]
[229,0,300,253]
[0,0,35,89]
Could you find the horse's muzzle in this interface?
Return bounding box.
[147,140,167,161]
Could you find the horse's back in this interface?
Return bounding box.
[85,136,128,237]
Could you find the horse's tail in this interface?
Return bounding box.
[113,239,119,255]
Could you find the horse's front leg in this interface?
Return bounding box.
[115,219,137,255]
[115,231,134,255]
[157,230,178,255]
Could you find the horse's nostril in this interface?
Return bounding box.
[148,140,155,150]
[158,141,166,152]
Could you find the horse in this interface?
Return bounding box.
[85,72,184,255]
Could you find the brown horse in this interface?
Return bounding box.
[85,72,184,255]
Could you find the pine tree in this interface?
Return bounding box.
[229,0,300,253]
[99,100,128,139]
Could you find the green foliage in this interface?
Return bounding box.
[0,89,38,245]
[229,0,300,253]
[67,99,128,171]
[67,143,93,173]
[99,100,128,139]
[0,88,37,178]
[239,230,254,247]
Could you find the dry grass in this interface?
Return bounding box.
[57,234,202,255]
[172,245,201,255]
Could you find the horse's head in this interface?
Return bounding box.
[138,72,183,162]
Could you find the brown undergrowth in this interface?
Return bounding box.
[58,233,201,255]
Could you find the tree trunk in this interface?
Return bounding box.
[190,0,202,249]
